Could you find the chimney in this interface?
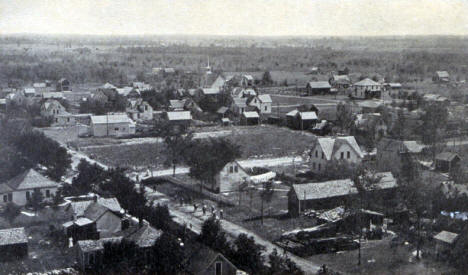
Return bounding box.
[121,218,130,231]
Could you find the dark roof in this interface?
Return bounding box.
[185,243,233,275]
[125,224,162,248]
[84,202,111,221]
[0,183,14,194]
[4,169,59,191]
[0,227,28,246]
[436,152,460,162]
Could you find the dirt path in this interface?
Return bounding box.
[143,184,321,274]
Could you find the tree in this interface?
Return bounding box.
[260,181,274,225]
[199,216,230,254]
[185,138,242,192]
[63,159,105,196]
[99,240,140,273]
[419,103,448,160]
[150,232,185,274]
[2,203,21,224]
[451,225,468,270]
[268,248,303,275]
[154,119,193,176]
[336,102,355,133]
[262,71,273,86]
[29,189,44,213]
[232,234,265,274]
[390,109,406,139]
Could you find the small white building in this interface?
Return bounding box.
[309,136,364,173]
[126,99,153,121]
[351,78,382,99]
[90,114,136,137]
[248,94,272,114]
[213,161,250,193]
[0,169,59,206]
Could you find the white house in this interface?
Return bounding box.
[248,94,272,114]
[309,136,364,173]
[90,114,136,137]
[126,99,153,121]
[351,78,382,99]
[213,161,250,193]
[40,99,66,117]
[0,169,59,206]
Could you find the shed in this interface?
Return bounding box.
[435,152,461,173]
[306,81,332,95]
[0,227,28,261]
[288,179,358,215]
[241,111,259,125]
[434,230,458,258]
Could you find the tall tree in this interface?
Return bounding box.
[150,232,185,274]
[185,138,242,192]
[336,102,355,133]
[199,216,230,254]
[232,233,265,274]
[419,103,448,160]
[154,119,193,176]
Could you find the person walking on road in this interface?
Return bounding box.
[219,209,224,219]
[193,203,198,213]
[202,205,207,215]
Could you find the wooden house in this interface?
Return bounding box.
[0,227,28,261]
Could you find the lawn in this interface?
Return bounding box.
[81,125,314,168]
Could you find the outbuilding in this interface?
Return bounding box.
[306,81,332,95]
[90,114,136,137]
[241,111,260,125]
[0,227,28,261]
[435,152,461,173]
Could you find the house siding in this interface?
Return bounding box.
[214,162,249,193]
[91,122,135,137]
[95,212,122,238]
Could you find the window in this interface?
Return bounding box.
[67,117,70,122]
[26,191,30,200]
[340,152,344,159]
[241,108,244,113]
[55,118,58,123]
[3,195,7,202]
[229,166,233,173]
[145,105,148,111]
[8,193,12,202]
[215,262,222,275]
[315,150,318,158]
[318,164,321,171]
[46,190,50,198]
[234,166,238,173]
[114,127,119,131]
[264,106,267,111]
[321,152,324,159]
[347,151,350,159]
[312,162,316,169]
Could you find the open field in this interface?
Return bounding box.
[308,236,456,275]
[77,125,313,168]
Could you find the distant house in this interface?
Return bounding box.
[23,88,36,98]
[288,179,358,215]
[211,161,249,193]
[376,138,425,176]
[306,81,332,95]
[65,196,124,239]
[357,100,383,113]
[241,111,260,125]
[435,152,461,173]
[124,223,162,263]
[384,83,402,98]
[57,78,71,91]
[0,169,59,206]
[285,110,319,130]
[185,244,240,275]
[231,98,248,115]
[166,111,192,131]
[423,94,449,106]
[241,75,254,87]
[132,82,153,91]
[434,231,458,258]
[90,114,136,137]
[33,82,48,93]
[231,87,257,98]
[433,71,450,83]
[126,99,153,121]
[351,78,381,99]
[354,113,387,138]
[41,99,66,117]
[309,136,364,173]
[116,87,135,97]
[248,94,272,114]
[42,92,65,100]
[330,75,352,89]
[0,227,28,261]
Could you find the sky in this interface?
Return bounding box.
[1,0,468,36]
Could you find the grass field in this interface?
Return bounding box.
[81,125,314,168]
